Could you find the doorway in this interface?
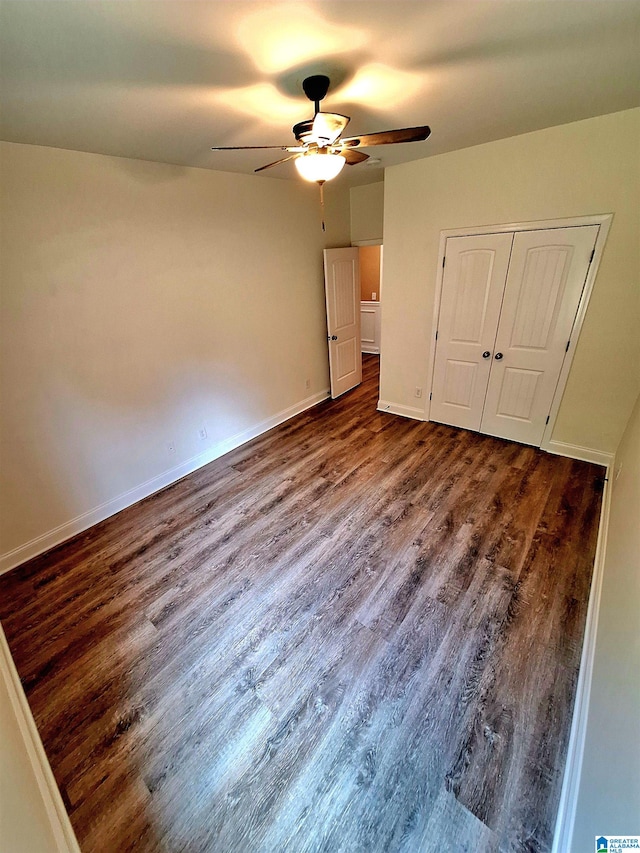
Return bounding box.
[323,243,384,400]
[359,244,382,355]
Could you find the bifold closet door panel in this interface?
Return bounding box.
[430,232,514,431]
[480,225,599,445]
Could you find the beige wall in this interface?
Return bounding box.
[0,673,59,852]
[572,393,640,850]
[359,245,381,302]
[0,142,350,559]
[0,627,79,852]
[382,108,640,454]
[350,181,384,243]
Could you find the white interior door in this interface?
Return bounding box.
[480,225,599,445]
[430,233,514,430]
[324,247,362,398]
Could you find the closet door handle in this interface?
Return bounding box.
[494,352,503,360]
[482,351,491,359]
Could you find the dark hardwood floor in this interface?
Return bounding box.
[0,355,604,853]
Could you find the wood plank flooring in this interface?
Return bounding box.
[0,355,605,853]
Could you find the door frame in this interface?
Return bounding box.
[426,213,613,453]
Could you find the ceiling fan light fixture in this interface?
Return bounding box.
[294,150,345,183]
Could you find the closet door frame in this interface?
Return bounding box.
[426,213,613,452]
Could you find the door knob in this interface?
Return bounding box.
[495,352,503,360]
[482,351,491,358]
[331,335,338,341]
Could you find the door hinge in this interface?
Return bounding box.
[435,330,438,341]
[442,256,446,268]
[565,340,570,352]
[589,249,595,264]
[545,415,550,425]
[429,392,432,401]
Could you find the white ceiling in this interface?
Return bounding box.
[1,0,639,186]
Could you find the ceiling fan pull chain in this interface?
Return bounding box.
[319,180,326,232]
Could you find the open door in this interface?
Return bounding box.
[323,248,362,398]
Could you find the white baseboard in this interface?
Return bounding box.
[0,389,330,576]
[0,624,81,852]
[542,439,614,468]
[552,462,613,853]
[377,400,426,421]
[362,346,380,355]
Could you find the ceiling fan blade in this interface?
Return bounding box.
[340,126,431,148]
[211,145,305,152]
[254,154,300,173]
[311,112,350,146]
[340,149,370,165]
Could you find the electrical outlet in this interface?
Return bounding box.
[305,378,311,390]
[415,387,423,398]
[198,426,207,441]
[372,291,377,301]
[167,441,176,454]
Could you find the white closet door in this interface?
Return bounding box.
[430,233,514,431]
[480,225,599,445]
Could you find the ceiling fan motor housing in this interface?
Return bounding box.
[292,118,315,143]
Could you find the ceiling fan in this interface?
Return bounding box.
[211,74,431,184]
